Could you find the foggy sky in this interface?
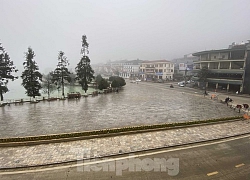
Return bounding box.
[1,0,250,73]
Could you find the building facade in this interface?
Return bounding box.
[92,60,143,79]
[118,60,142,79]
[139,60,174,81]
[192,41,250,93]
[171,54,198,81]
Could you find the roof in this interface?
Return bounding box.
[141,60,171,63]
[192,47,246,56]
[192,42,249,56]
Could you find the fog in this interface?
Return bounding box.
[0,0,250,73]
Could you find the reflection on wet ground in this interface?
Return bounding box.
[0,83,239,138]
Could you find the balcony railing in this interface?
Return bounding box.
[192,69,244,74]
[192,77,242,85]
[145,71,155,73]
[207,78,242,85]
[194,58,245,62]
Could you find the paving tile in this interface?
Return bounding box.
[1,120,250,169]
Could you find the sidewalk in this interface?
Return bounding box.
[1,120,250,169]
[181,85,250,109]
[206,91,250,110]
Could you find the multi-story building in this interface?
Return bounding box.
[171,54,198,81]
[119,60,142,79]
[192,41,250,93]
[92,64,113,77]
[92,60,143,78]
[139,60,174,81]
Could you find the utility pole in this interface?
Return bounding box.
[184,68,187,86]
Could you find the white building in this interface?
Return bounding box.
[139,60,174,81]
[118,60,142,79]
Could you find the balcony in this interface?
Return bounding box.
[194,59,245,63]
[145,66,155,69]
[155,72,163,76]
[207,78,242,85]
[192,69,244,74]
[210,69,244,74]
[192,77,242,85]
[145,71,155,74]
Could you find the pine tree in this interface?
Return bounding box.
[0,43,18,101]
[21,47,42,99]
[41,72,56,99]
[75,35,95,93]
[197,66,209,95]
[52,51,71,98]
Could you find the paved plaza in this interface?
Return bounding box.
[0,82,243,138]
[1,82,250,170]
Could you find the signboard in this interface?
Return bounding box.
[186,64,193,70]
[179,63,193,71]
[179,63,186,71]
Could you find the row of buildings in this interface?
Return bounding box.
[93,40,250,93]
[93,59,175,81]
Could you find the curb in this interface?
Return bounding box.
[0,117,243,147]
[1,131,250,170]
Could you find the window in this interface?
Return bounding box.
[214,56,216,59]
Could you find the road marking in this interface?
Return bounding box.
[1,134,250,175]
[235,163,245,168]
[207,171,218,176]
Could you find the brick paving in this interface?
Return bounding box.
[0,120,250,169]
[1,83,250,170]
[0,82,242,138]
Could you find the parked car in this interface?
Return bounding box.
[179,84,185,87]
[187,80,194,84]
[178,81,185,85]
[157,79,164,83]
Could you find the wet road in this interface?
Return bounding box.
[0,82,240,138]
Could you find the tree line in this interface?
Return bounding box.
[0,35,126,101]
